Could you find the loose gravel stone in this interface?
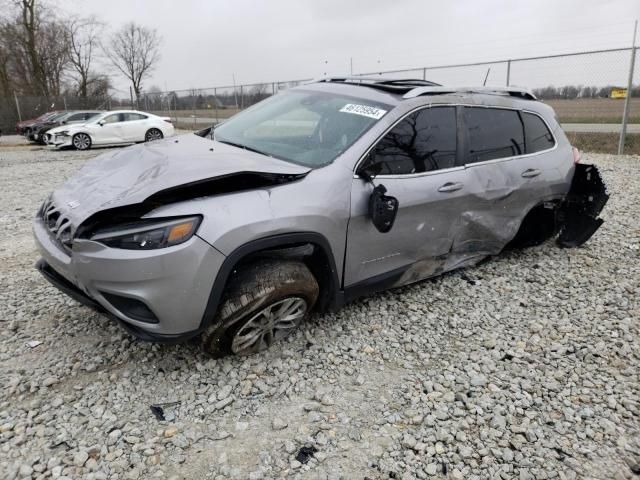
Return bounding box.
[271,418,288,431]
[0,144,638,479]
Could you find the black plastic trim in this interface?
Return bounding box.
[100,291,159,324]
[343,265,408,303]
[198,232,342,333]
[36,259,106,313]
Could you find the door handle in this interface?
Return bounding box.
[438,182,463,193]
[521,168,541,178]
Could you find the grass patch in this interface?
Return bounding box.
[566,132,640,155]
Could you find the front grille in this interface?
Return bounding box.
[41,198,74,251]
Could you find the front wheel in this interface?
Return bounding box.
[145,128,163,142]
[201,260,319,357]
[72,133,92,150]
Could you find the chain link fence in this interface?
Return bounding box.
[140,79,312,130]
[355,47,639,153]
[2,47,638,153]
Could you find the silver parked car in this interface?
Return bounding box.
[33,78,608,356]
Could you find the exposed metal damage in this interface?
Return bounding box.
[356,162,609,293]
[556,163,609,248]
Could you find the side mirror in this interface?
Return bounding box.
[357,156,383,183]
[97,120,105,126]
[369,184,398,233]
[62,120,67,125]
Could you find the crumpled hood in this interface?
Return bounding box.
[51,134,310,227]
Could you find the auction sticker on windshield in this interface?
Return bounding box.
[339,104,387,120]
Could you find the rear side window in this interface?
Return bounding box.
[102,114,123,124]
[522,112,555,153]
[367,106,457,175]
[126,113,148,121]
[66,113,86,121]
[464,107,525,163]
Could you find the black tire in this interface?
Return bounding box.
[201,260,319,357]
[145,128,163,142]
[72,133,92,150]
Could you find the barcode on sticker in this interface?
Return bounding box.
[339,104,387,120]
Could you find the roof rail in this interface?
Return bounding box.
[317,76,440,86]
[403,86,537,100]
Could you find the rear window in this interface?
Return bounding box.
[126,113,148,121]
[464,107,525,163]
[66,113,86,122]
[522,112,555,153]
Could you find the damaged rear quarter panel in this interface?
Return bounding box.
[343,100,576,288]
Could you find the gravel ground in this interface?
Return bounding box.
[0,144,638,480]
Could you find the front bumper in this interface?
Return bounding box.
[47,134,72,148]
[33,215,225,340]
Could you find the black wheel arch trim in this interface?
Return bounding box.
[198,232,343,334]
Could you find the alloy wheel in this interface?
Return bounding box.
[73,133,91,150]
[231,297,308,355]
[145,129,163,142]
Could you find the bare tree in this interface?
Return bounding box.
[106,22,161,101]
[66,15,103,98]
[15,0,47,95]
[3,0,70,97]
[0,23,12,97]
[86,74,111,98]
[39,20,69,96]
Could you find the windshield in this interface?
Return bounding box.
[47,112,68,122]
[213,89,391,168]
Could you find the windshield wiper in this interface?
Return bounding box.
[216,139,273,158]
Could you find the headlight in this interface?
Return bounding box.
[91,216,201,250]
[58,130,70,136]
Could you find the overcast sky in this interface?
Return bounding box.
[62,0,640,93]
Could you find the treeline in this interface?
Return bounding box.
[0,0,161,103]
[533,85,640,100]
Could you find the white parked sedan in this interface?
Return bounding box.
[46,110,175,150]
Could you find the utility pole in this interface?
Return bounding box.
[214,87,219,124]
[13,92,22,122]
[232,74,238,109]
[350,57,353,75]
[618,20,638,155]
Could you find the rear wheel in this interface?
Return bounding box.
[201,260,319,357]
[72,133,92,150]
[145,128,163,142]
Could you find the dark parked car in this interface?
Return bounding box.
[16,111,61,135]
[30,111,103,144]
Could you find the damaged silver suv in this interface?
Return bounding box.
[34,78,608,356]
